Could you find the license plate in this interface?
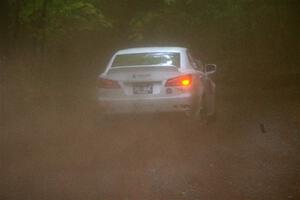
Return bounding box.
[133,84,153,94]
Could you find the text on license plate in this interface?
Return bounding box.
[133,84,153,94]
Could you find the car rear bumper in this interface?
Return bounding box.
[97,94,193,114]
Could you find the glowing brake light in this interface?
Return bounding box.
[98,78,120,89]
[181,79,190,86]
[165,75,192,87]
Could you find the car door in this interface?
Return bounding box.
[187,51,216,115]
[186,50,205,91]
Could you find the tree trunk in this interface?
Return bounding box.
[13,0,23,57]
[0,0,9,58]
[40,0,50,60]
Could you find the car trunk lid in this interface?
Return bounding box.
[105,65,182,95]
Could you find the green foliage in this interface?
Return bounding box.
[2,0,299,69]
[49,0,112,35]
[14,0,112,44]
[164,0,176,5]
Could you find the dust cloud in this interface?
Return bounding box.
[1,73,299,199]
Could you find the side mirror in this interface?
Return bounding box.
[194,59,204,70]
[195,59,202,66]
[204,64,217,75]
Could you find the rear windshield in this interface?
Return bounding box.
[111,52,180,68]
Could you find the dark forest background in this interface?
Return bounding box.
[0,0,299,115]
[1,2,300,199]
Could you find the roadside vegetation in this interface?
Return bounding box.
[1,0,299,125]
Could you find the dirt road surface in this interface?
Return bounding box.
[1,82,300,200]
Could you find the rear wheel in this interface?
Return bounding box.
[94,108,115,128]
[207,110,217,123]
[185,94,208,125]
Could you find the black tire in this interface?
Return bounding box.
[207,111,217,123]
[184,94,208,126]
[94,108,115,128]
[200,94,217,125]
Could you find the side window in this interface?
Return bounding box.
[187,50,203,71]
[196,59,204,71]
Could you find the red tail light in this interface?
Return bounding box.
[98,78,120,89]
[165,75,192,87]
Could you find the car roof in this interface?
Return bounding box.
[116,47,187,55]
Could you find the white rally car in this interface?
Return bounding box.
[97,47,216,120]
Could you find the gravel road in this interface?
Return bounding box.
[1,83,299,200]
